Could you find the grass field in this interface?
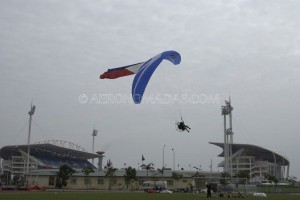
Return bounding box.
[1,191,300,200]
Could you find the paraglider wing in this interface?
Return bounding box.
[132,50,181,104]
[100,62,144,79]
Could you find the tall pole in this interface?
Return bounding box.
[92,129,98,165]
[222,97,233,177]
[172,148,175,171]
[228,97,233,178]
[27,104,35,175]
[162,145,166,176]
[222,108,228,174]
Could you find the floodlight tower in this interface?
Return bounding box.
[26,103,36,174]
[172,148,175,171]
[92,129,98,165]
[227,97,234,177]
[162,144,166,176]
[221,103,229,174]
[221,97,233,177]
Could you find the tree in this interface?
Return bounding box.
[172,172,183,190]
[82,166,94,190]
[157,168,163,177]
[264,173,278,184]
[192,171,205,178]
[82,166,95,176]
[105,167,117,190]
[140,163,154,176]
[124,166,137,191]
[220,172,230,185]
[237,170,249,184]
[57,164,76,191]
[288,176,297,187]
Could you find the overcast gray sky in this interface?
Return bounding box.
[1,0,299,178]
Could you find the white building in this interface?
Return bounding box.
[210,142,290,183]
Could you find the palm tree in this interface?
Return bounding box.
[140,163,154,176]
[288,176,297,187]
[157,168,163,177]
[237,170,249,184]
[124,166,137,191]
[220,172,230,185]
[105,167,117,190]
[82,166,94,190]
[264,173,278,184]
[172,172,183,190]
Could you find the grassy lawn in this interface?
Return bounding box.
[1,191,300,200]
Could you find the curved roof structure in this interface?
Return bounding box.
[210,142,289,166]
[0,143,99,160]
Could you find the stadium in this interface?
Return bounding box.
[0,139,290,191]
[0,140,104,187]
[0,139,219,190]
[210,142,290,183]
[0,99,292,191]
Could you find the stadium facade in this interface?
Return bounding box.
[210,142,290,183]
[0,140,104,183]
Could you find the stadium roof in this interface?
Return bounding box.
[0,143,100,160]
[210,142,289,166]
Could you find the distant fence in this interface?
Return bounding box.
[257,185,300,193]
[192,177,257,195]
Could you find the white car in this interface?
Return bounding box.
[160,189,173,194]
[259,180,274,186]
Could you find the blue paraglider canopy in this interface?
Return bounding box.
[99,50,181,104]
[132,50,181,104]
